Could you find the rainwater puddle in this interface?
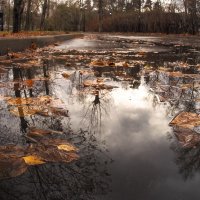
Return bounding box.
[0,34,200,200]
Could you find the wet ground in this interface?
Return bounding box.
[0,34,200,200]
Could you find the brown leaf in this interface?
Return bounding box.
[62,72,71,79]
[27,127,62,139]
[28,145,79,163]
[170,112,200,129]
[0,157,28,180]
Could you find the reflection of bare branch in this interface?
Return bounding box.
[81,90,111,133]
[0,129,111,200]
[171,136,200,180]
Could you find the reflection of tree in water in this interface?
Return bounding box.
[145,59,200,180]
[81,89,111,133]
[0,62,111,200]
[0,128,111,200]
[170,132,200,180]
[13,67,29,133]
[146,69,200,115]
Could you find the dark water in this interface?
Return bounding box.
[0,34,200,200]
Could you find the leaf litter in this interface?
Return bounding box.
[0,127,79,179]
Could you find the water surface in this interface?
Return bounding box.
[0,34,200,200]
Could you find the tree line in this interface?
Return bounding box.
[0,0,200,34]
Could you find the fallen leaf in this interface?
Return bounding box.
[170,112,200,129]
[9,105,41,117]
[0,158,28,180]
[23,155,45,165]
[57,144,77,152]
[62,72,71,79]
[27,127,62,139]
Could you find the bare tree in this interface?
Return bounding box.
[40,0,48,30]
[98,0,103,32]
[13,0,25,32]
[25,0,32,30]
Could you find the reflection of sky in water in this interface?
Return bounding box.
[101,84,200,200]
[1,36,200,199]
[53,74,200,199]
[55,38,96,50]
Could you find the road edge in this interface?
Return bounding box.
[0,33,84,55]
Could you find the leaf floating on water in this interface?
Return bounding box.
[0,158,28,180]
[9,106,41,117]
[8,52,24,59]
[0,135,79,180]
[122,62,129,68]
[83,80,117,90]
[27,127,62,139]
[90,60,106,66]
[7,98,34,106]
[57,144,77,152]
[27,128,78,152]
[35,147,79,163]
[7,96,51,106]
[0,145,26,158]
[27,144,79,163]
[23,79,34,88]
[28,128,53,138]
[37,138,78,152]
[62,72,71,79]
[50,107,69,117]
[170,112,200,130]
[83,80,96,87]
[23,155,45,166]
[7,96,68,118]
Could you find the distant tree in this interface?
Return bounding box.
[40,0,48,30]
[188,0,198,34]
[13,0,25,32]
[25,0,32,30]
[144,0,152,11]
[98,0,103,32]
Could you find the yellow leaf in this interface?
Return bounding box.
[23,155,45,166]
[57,144,77,152]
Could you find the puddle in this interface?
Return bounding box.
[0,34,200,200]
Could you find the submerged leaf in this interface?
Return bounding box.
[174,128,200,148]
[27,127,62,139]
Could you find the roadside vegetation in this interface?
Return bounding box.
[0,0,200,34]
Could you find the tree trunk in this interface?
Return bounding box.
[13,0,24,33]
[98,0,103,32]
[40,0,48,30]
[25,0,32,31]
